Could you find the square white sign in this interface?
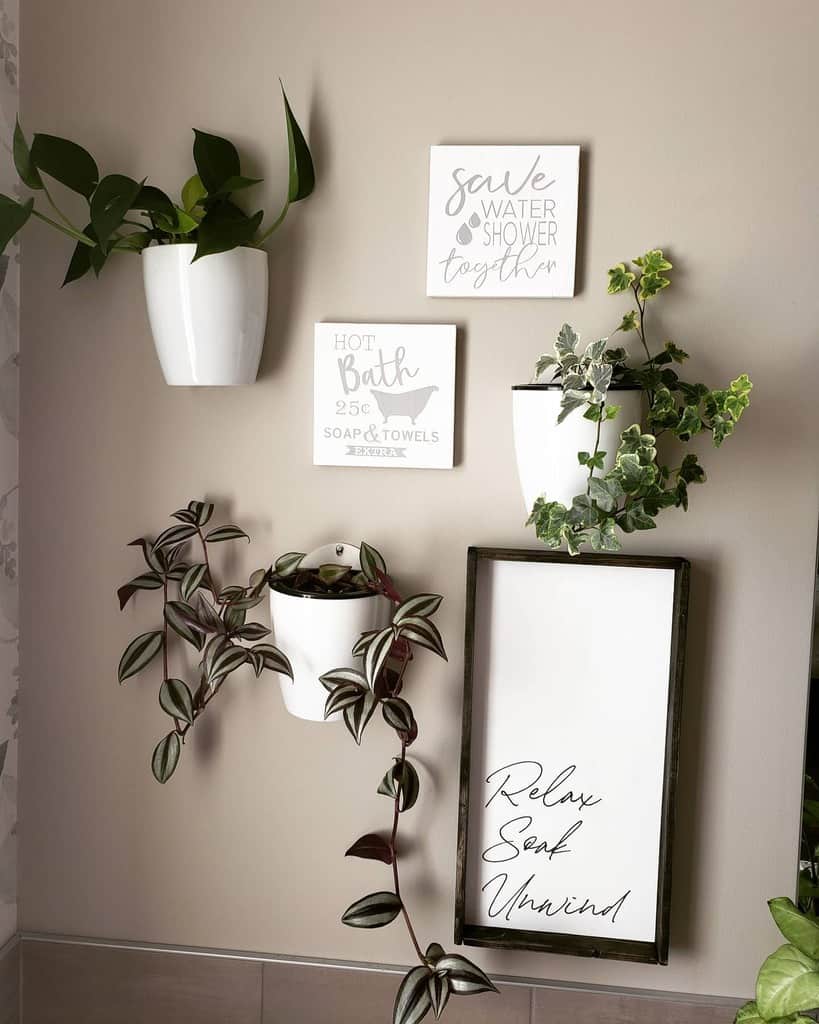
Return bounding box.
[313,323,456,469]
[426,145,580,298]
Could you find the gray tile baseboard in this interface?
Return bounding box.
[17,932,745,1024]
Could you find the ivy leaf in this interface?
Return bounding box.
[281,82,315,204]
[91,174,144,248]
[345,833,393,865]
[607,262,635,294]
[393,966,433,1024]
[589,518,620,552]
[13,119,42,189]
[341,891,402,929]
[117,571,163,610]
[378,759,420,812]
[664,340,689,363]
[554,323,578,361]
[205,524,250,544]
[192,129,241,193]
[557,390,588,424]
[151,731,181,784]
[588,477,623,513]
[0,194,33,255]
[616,311,639,333]
[159,678,194,725]
[30,132,99,197]
[635,248,672,273]
[639,272,671,300]
[532,353,557,382]
[118,630,163,683]
[583,338,607,362]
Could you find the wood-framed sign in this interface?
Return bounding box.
[455,548,689,964]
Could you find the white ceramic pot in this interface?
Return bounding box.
[512,384,644,512]
[141,243,268,386]
[269,542,391,723]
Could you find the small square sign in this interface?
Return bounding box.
[313,323,456,469]
[426,145,580,298]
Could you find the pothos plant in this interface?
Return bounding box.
[735,897,819,1023]
[117,500,292,783]
[271,542,498,1024]
[527,249,753,554]
[1,82,314,282]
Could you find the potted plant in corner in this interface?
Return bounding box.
[517,249,753,554]
[267,543,391,722]
[2,83,314,386]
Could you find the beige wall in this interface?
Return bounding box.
[18,0,819,1000]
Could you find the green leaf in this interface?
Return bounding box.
[62,231,94,286]
[200,175,263,203]
[434,954,498,995]
[607,262,635,294]
[396,615,447,661]
[734,999,814,1024]
[153,523,198,553]
[131,184,176,220]
[554,323,578,361]
[205,524,250,544]
[180,563,209,602]
[616,310,639,333]
[151,731,181,784]
[393,594,442,623]
[639,271,671,300]
[359,541,387,583]
[155,206,200,235]
[113,231,151,253]
[159,678,194,725]
[364,625,397,687]
[90,174,143,248]
[193,203,263,261]
[428,975,449,1020]
[117,571,163,610]
[0,194,33,254]
[757,943,819,1020]
[13,119,42,189]
[558,391,588,424]
[118,630,163,683]
[664,340,689,363]
[281,83,315,204]
[275,551,305,577]
[207,643,248,685]
[325,682,366,718]
[343,689,377,744]
[577,451,590,466]
[378,759,420,812]
[181,174,207,213]
[394,966,433,1024]
[320,667,368,692]
[164,601,205,651]
[30,133,99,198]
[341,890,402,929]
[635,248,673,273]
[250,643,292,678]
[588,477,623,513]
[382,697,415,734]
[317,563,351,585]
[588,517,621,552]
[345,833,393,865]
[425,943,446,967]
[770,899,819,959]
[533,353,557,382]
[584,338,607,362]
[192,129,241,194]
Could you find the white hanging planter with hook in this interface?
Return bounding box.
[269,542,390,723]
[142,243,268,386]
[512,384,644,512]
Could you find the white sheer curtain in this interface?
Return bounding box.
[0,0,18,949]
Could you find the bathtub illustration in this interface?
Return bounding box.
[370,385,439,424]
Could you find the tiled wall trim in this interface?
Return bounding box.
[17,934,745,1024]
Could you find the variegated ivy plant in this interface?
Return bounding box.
[272,542,498,1024]
[117,500,292,783]
[527,249,753,554]
[734,897,819,1023]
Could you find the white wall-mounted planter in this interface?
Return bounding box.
[512,384,644,512]
[142,243,268,386]
[269,542,390,723]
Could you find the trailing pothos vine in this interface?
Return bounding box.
[117,500,292,782]
[272,542,498,1024]
[527,249,753,554]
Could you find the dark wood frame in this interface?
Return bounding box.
[454,547,690,965]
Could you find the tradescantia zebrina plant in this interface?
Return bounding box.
[527,249,753,554]
[734,897,819,1023]
[117,500,292,783]
[271,542,498,1024]
[2,82,313,283]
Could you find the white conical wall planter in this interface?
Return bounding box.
[269,543,391,723]
[512,385,644,513]
[142,243,268,386]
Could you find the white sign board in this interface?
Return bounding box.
[456,550,688,964]
[313,323,456,469]
[426,145,580,298]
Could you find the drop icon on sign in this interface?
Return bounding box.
[455,212,481,245]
